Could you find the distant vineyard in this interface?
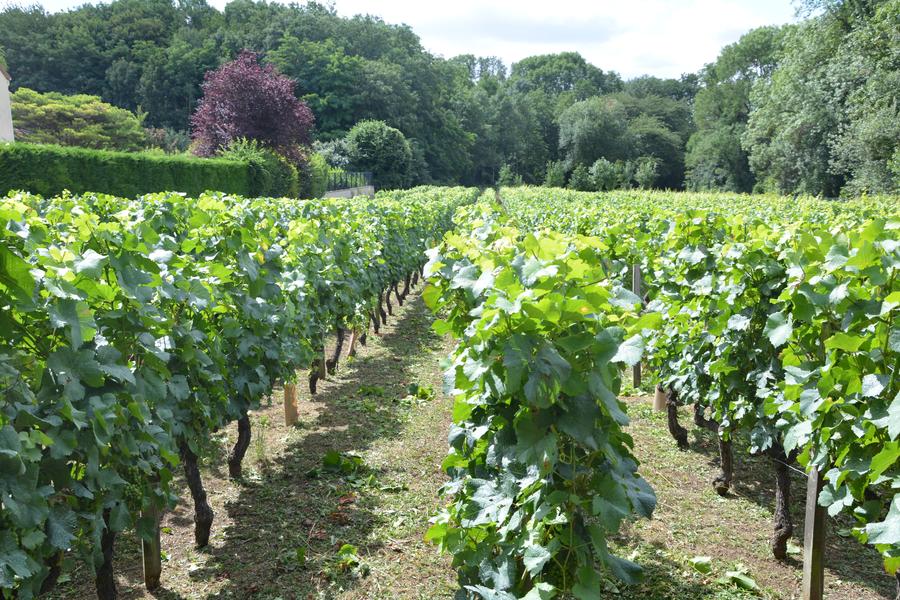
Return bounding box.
[424,187,900,598]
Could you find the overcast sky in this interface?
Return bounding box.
[22,0,799,78]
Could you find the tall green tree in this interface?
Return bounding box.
[685,26,784,192]
[744,0,899,195]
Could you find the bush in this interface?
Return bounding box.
[543,160,566,187]
[0,142,250,197]
[635,156,660,189]
[568,164,595,191]
[304,152,329,198]
[590,158,618,191]
[11,88,147,151]
[345,120,412,189]
[498,164,523,187]
[220,138,299,197]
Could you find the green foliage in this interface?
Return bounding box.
[568,164,595,191]
[634,157,660,189]
[744,3,900,196]
[500,186,900,576]
[143,127,190,154]
[424,198,655,598]
[0,185,477,596]
[558,96,631,170]
[590,158,618,191]
[11,87,147,151]
[497,164,523,187]
[304,152,330,199]
[543,161,566,188]
[0,142,250,197]
[219,138,299,198]
[346,120,412,190]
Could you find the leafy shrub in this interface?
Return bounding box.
[0,142,250,197]
[590,158,618,191]
[498,163,523,186]
[304,152,330,198]
[568,164,595,191]
[220,138,298,197]
[345,120,412,189]
[635,156,660,189]
[11,87,147,151]
[543,160,566,187]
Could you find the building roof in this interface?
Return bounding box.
[0,65,9,81]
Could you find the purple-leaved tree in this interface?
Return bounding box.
[191,50,315,160]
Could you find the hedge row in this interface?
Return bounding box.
[0,142,251,198]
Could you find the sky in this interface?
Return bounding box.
[21,0,799,78]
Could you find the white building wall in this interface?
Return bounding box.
[0,74,13,142]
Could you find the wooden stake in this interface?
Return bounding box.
[283,383,298,427]
[653,385,666,412]
[347,329,359,357]
[141,504,161,591]
[632,264,642,389]
[802,468,826,600]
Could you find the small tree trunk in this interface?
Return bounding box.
[95,510,117,600]
[228,416,251,479]
[378,292,388,321]
[394,281,403,306]
[347,329,359,358]
[360,332,367,346]
[713,434,734,496]
[181,442,214,547]
[326,328,346,374]
[666,388,689,450]
[309,367,319,395]
[370,310,380,334]
[39,552,63,595]
[412,270,420,286]
[384,288,394,316]
[401,273,411,300]
[770,443,793,560]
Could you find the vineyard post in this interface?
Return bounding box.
[283,382,298,427]
[802,468,826,600]
[632,263,642,389]
[141,501,162,591]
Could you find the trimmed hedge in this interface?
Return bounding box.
[0,142,251,197]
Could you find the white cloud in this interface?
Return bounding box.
[326,0,797,77]
[22,0,798,78]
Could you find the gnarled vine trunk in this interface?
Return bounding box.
[309,367,320,394]
[412,270,420,286]
[371,310,380,334]
[39,552,63,595]
[228,416,251,479]
[327,328,346,374]
[769,443,793,559]
[384,287,394,315]
[393,281,403,306]
[713,433,733,496]
[180,441,214,547]
[95,510,117,600]
[666,388,689,449]
[401,273,411,300]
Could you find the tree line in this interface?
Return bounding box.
[0,0,896,195]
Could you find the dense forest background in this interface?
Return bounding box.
[0,0,897,195]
